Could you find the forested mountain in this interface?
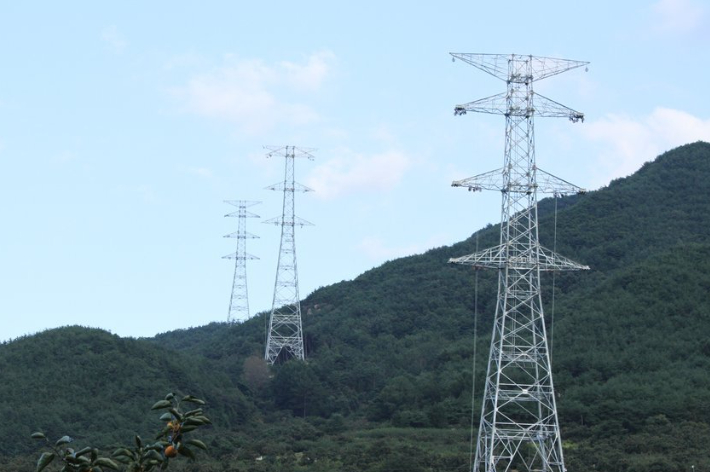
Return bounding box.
[1,141,709,472]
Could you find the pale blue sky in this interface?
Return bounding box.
[1,1,709,341]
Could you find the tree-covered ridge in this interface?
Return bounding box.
[1,141,709,471]
[0,327,253,457]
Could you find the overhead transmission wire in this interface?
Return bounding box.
[550,195,559,358]
[468,232,480,472]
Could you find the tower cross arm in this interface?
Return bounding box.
[453,93,584,122]
[535,167,586,195]
[264,145,316,160]
[452,167,585,195]
[454,93,507,116]
[222,252,259,261]
[450,53,588,83]
[532,93,585,122]
[224,230,260,239]
[265,181,314,193]
[448,243,589,271]
[263,216,314,227]
[225,210,261,218]
[452,167,505,192]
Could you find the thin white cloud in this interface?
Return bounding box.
[101,26,127,54]
[304,149,412,199]
[280,51,334,92]
[583,107,710,186]
[172,51,334,135]
[650,0,706,34]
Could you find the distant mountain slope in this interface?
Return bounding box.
[2,142,710,471]
[0,326,253,456]
[150,141,710,470]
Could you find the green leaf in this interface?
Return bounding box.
[181,395,206,405]
[186,439,207,451]
[142,449,163,462]
[36,452,55,472]
[75,447,92,457]
[158,412,172,421]
[145,442,167,452]
[95,458,120,470]
[135,435,142,448]
[151,400,172,410]
[55,435,73,447]
[164,392,175,401]
[184,408,203,417]
[31,432,46,440]
[169,408,182,421]
[180,425,198,433]
[195,415,212,424]
[111,448,133,459]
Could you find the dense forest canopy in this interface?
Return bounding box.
[1,141,710,472]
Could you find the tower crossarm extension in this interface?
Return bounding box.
[454,92,584,122]
[448,243,590,271]
[263,216,314,227]
[222,252,259,261]
[452,167,585,195]
[265,145,316,160]
[452,167,506,192]
[536,167,586,196]
[265,182,314,193]
[223,230,260,239]
[225,209,261,218]
[450,53,588,83]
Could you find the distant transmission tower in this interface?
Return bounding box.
[223,200,260,323]
[264,145,314,364]
[449,53,590,472]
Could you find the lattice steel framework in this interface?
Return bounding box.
[223,200,260,323]
[449,53,590,472]
[264,145,314,364]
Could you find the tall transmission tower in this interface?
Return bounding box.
[264,145,314,364]
[223,200,260,323]
[449,53,590,472]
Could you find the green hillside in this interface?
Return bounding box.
[0,327,254,470]
[1,141,709,472]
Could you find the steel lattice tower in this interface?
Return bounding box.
[223,200,260,323]
[449,53,590,472]
[264,145,314,364]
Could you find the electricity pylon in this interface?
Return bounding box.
[223,200,260,323]
[449,53,590,472]
[264,145,314,364]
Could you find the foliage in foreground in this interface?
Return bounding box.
[32,393,210,472]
